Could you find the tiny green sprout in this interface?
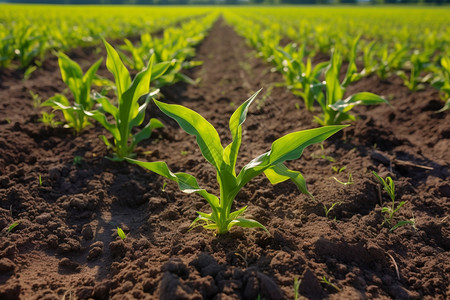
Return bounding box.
[373,171,411,230]
[117,227,126,240]
[7,221,19,233]
[331,165,347,173]
[294,276,301,300]
[295,102,300,110]
[73,156,83,166]
[38,174,42,186]
[180,150,189,156]
[30,90,42,108]
[311,143,335,162]
[323,202,341,219]
[39,112,62,128]
[332,173,353,185]
[319,276,340,292]
[5,118,11,124]
[161,181,167,192]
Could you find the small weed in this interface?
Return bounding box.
[30,90,42,108]
[39,112,62,128]
[373,171,412,231]
[73,156,83,166]
[319,275,340,292]
[161,181,167,192]
[331,165,347,173]
[7,221,19,233]
[311,143,335,162]
[323,202,341,219]
[332,173,353,185]
[38,174,42,186]
[180,150,189,156]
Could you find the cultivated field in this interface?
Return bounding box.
[0,5,449,299]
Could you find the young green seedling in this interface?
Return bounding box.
[432,56,450,112]
[372,171,412,231]
[127,90,347,235]
[42,52,102,133]
[7,221,19,233]
[86,40,166,160]
[117,227,126,240]
[323,202,340,219]
[315,50,389,125]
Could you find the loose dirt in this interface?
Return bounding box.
[0,19,449,299]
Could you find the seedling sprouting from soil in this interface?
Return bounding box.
[39,112,62,128]
[323,202,341,219]
[332,173,353,186]
[117,227,126,240]
[372,171,413,231]
[73,156,83,166]
[319,276,340,292]
[293,276,300,300]
[42,53,102,133]
[311,143,335,163]
[86,40,166,160]
[7,221,19,233]
[127,90,347,235]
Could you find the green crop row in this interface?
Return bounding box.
[224,7,450,112]
[0,5,215,71]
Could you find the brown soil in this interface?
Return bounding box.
[0,19,449,300]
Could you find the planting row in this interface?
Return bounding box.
[224,7,450,112]
[0,5,216,73]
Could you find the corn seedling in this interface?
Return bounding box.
[117,227,126,240]
[127,90,347,235]
[275,45,327,111]
[314,50,389,125]
[397,51,433,91]
[38,174,42,186]
[42,53,102,133]
[375,44,407,80]
[432,56,450,112]
[86,40,165,161]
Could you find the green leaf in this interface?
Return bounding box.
[223,89,261,174]
[390,220,415,232]
[238,125,347,188]
[104,39,131,97]
[125,158,220,217]
[132,118,164,148]
[329,92,389,113]
[264,163,312,198]
[227,217,269,232]
[152,61,171,80]
[153,99,224,170]
[57,52,83,84]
